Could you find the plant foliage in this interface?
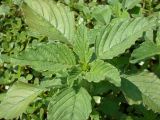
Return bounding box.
[0,0,160,119]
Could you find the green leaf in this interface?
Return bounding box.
[91,5,112,25]
[108,0,120,5]
[130,41,160,63]
[73,25,92,64]
[48,87,92,120]
[0,82,43,119]
[0,4,10,15]
[121,78,142,105]
[122,0,141,10]
[109,1,129,18]
[145,30,154,41]
[22,0,75,44]
[85,60,121,87]
[126,71,160,112]
[90,111,100,120]
[96,17,156,59]
[100,97,122,118]
[88,27,102,44]
[40,79,62,88]
[156,28,160,46]
[0,93,6,102]
[0,43,76,72]
[12,0,23,5]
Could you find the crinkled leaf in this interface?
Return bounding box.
[73,25,92,64]
[85,60,121,87]
[96,17,156,59]
[130,41,160,63]
[126,71,160,112]
[23,0,75,43]
[0,43,76,72]
[0,82,43,119]
[48,87,92,120]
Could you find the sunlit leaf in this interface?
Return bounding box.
[85,60,121,87]
[0,82,43,119]
[23,0,75,43]
[48,87,92,120]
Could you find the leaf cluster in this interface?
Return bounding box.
[0,0,160,120]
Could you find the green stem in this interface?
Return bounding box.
[17,65,21,79]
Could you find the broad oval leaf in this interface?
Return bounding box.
[48,87,92,120]
[95,17,156,59]
[23,0,75,43]
[85,60,121,87]
[130,41,160,63]
[0,43,76,72]
[126,71,160,112]
[0,82,43,119]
